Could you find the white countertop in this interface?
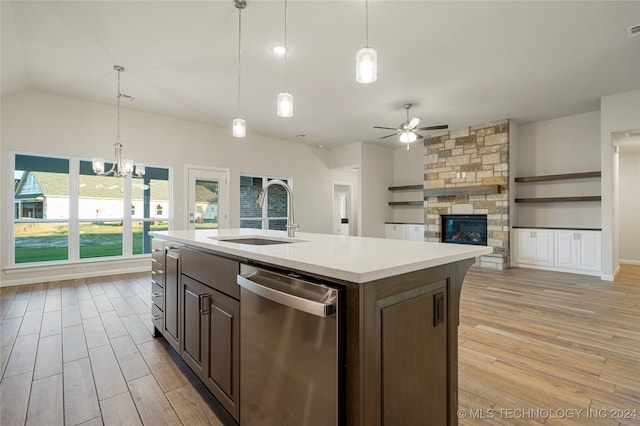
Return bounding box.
[150,229,493,284]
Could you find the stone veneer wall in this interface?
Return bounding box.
[424,119,510,269]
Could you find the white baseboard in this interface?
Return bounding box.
[619,259,640,265]
[512,262,601,277]
[1,259,150,287]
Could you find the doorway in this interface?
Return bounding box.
[332,182,352,236]
[186,167,229,230]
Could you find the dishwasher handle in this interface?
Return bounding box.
[238,274,336,318]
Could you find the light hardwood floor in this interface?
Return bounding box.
[459,267,639,425]
[0,267,638,425]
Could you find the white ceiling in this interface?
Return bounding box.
[2,1,640,149]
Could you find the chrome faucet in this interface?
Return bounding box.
[256,179,298,237]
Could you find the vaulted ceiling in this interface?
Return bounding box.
[2,1,639,148]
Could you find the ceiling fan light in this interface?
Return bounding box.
[233,118,246,138]
[356,47,377,84]
[399,131,417,143]
[277,91,293,117]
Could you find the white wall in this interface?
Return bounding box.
[1,89,358,285]
[618,150,640,264]
[359,143,393,237]
[390,144,424,224]
[516,111,601,228]
[601,90,640,279]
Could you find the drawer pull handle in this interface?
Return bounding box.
[199,294,211,316]
[151,270,164,275]
[151,293,162,298]
[153,248,163,252]
[152,315,162,321]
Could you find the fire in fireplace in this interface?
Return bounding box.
[441,214,488,246]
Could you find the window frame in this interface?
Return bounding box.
[9,150,172,267]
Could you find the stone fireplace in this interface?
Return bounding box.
[424,119,510,269]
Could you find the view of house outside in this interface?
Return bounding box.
[239,175,289,231]
[13,154,170,264]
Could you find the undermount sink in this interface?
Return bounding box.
[208,236,307,245]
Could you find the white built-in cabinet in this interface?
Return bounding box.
[554,230,601,272]
[385,223,425,241]
[514,229,554,267]
[514,228,601,275]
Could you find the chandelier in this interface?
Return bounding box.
[92,65,145,177]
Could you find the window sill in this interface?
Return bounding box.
[3,254,151,274]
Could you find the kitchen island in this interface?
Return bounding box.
[150,229,492,426]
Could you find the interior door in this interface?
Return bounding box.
[332,183,351,235]
[187,168,229,230]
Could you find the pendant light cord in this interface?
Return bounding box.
[116,69,121,143]
[283,0,288,91]
[237,7,242,117]
[364,0,369,48]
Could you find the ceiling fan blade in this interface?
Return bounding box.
[379,133,399,139]
[414,133,425,140]
[417,124,449,131]
[409,117,420,128]
[373,126,399,130]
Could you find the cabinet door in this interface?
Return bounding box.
[181,275,206,378]
[554,230,577,269]
[514,229,535,264]
[203,289,240,421]
[577,231,601,272]
[533,230,554,266]
[385,224,405,240]
[380,287,447,425]
[405,224,425,241]
[163,248,180,352]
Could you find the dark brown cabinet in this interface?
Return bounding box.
[181,275,207,377]
[179,248,241,422]
[203,288,240,419]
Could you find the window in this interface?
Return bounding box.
[12,153,171,265]
[239,175,290,231]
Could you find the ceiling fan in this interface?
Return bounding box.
[374,103,448,149]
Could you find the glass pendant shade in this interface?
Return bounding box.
[356,47,377,84]
[92,158,105,174]
[122,159,134,175]
[399,131,417,143]
[135,163,145,177]
[233,118,246,138]
[277,91,293,117]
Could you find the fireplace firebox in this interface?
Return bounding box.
[441,215,487,246]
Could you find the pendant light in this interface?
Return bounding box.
[233,0,246,138]
[92,65,145,177]
[356,0,377,84]
[276,0,293,117]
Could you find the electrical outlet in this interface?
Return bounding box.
[462,172,466,178]
[456,172,461,178]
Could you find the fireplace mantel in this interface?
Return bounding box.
[424,185,501,198]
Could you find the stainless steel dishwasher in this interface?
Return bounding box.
[237,264,344,426]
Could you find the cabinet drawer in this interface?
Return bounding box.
[151,303,163,331]
[151,270,164,288]
[152,239,165,265]
[151,281,164,310]
[181,247,240,299]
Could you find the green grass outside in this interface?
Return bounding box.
[15,222,177,263]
